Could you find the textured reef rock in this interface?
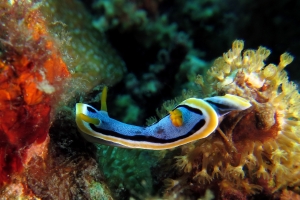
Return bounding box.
[40,0,126,92]
[0,0,122,198]
[0,0,69,188]
[153,40,300,199]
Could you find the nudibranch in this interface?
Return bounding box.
[75,87,251,150]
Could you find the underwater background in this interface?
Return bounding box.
[0,0,300,199]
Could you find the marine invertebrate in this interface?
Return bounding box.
[280,189,300,200]
[164,178,180,191]
[160,40,300,199]
[0,1,115,198]
[174,155,193,173]
[0,0,69,186]
[76,86,251,149]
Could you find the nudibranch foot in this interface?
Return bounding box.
[75,88,251,150]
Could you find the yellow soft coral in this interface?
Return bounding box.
[174,155,193,173]
[165,40,300,199]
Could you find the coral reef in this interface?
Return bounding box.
[153,40,300,199]
[23,111,113,200]
[0,0,119,198]
[90,0,300,117]
[92,0,177,48]
[1,0,298,199]
[79,0,300,198]
[90,0,215,124]
[280,189,300,200]
[0,0,69,187]
[40,0,126,92]
[96,145,158,199]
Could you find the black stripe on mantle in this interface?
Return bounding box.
[90,105,206,144]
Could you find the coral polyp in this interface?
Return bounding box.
[161,40,300,199]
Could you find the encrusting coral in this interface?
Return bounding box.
[0,0,70,187]
[0,0,118,198]
[158,40,300,199]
